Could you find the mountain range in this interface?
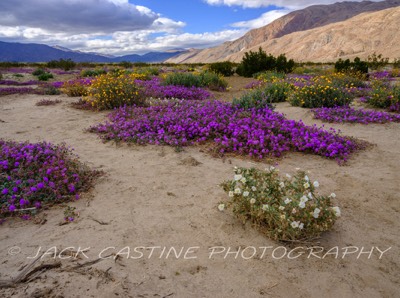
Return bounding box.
[0,41,185,63]
[166,0,400,63]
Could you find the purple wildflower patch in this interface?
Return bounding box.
[0,140,102,220]
[312,106,400,124]
[89,100,364,163]
[136,77,212,101]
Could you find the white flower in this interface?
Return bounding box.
[291,221,299,228]
[292,208,297,214]
[284,198,292,204]
[279,181,285,188]
[299,223,304,230]
[218,204,225,211]
[280,214,286,220]
[303,182,310,189]
[305,175,309,182]
[313,181,319,188]
[307,192,313,200]
[243,191,249,197]
[228,191,234,197]
[329,193,337,198]
[251,186,257,192]
[279,206,285,211]
[234,174,242,181]
[286,173,291,179]
[240,177,247,184]
[300,196,308,203]
[250,198,256,204]
[234,188,241,194]
[313,208,321,218]
[262,204,269,211]
[332,206,341,217]
[299,201,306,209]
[269,166,275,171]
[295,167,300,171]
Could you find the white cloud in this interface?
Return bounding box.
[231,9,291,30]
[0,0,158,34]
[203,0,381,9]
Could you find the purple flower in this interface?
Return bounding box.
[1,188,8,195]
[9,205,16,212]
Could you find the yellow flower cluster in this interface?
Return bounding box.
[85,72,146,110]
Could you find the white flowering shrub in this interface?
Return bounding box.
[220,167,340,241]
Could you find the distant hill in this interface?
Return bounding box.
[227,7,400,63]
[0,41,185,63]
[166,0,400,63]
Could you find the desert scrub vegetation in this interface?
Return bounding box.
[233,80,291,109]
[84,71,147,110]
[208,61,235,77]
[220,167,340,241]
[162,71,228,91]
[236,48,295,77]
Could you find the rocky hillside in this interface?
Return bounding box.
[167,0,400,63]
[227,7,400,63]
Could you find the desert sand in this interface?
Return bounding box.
[0,77,399,297]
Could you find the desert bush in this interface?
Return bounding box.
[32,68,46,76]
[85,72,145,110]
[43,85,61,95]
[236,48,294,77]
[393,58,400,69]
[366,80,400,110]
[163,71,227,90]
[220,167,340,241]
[367,52,389,71]
[62,78,92,97]
[119,61,133,69]
[289,83,352,108]
[37,72,54,81]
[80,68,106,77]
[255,71,286,82]
[233,80,291,109]
[209,61,235,77]
[47,59,76,71]
[35,99,62,106]
[334,57,368,74]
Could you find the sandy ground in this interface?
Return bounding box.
[0,78,399,297]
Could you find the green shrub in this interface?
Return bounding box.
[233,80,290,109]
[43,85,61,95]
[32,68,46,76]
[118,61,133,69]
[47,59,76,71]
[255,71,286,82]
[367,52,389,71]
[37,72,54,81]
[334,57,368,74]
[80,69,107,77]
[367,80,399,109]
[236,48,294,77]
[163,71,227,91]
[13,73,24,78]
[220,167,340,241]
[209,61,235,77]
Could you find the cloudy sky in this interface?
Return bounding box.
[0,0,381,56]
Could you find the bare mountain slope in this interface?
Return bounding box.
[167,0,400,63]
[226,7,400,63]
